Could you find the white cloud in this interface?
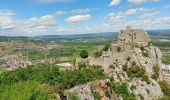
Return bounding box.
[0,10,16,30]
[139,12,159,20]
[53,11,66,16]
[127,0,160,4]
[107,8,147,21]
[65,14,91,23]
[71,8,92,14]
[109,0,121,6]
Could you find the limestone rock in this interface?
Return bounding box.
[65,79,112,100]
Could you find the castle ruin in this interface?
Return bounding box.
[118,25,150,45]
[76,26,151,67]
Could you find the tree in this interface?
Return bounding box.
[117,46,121,52]
[103,44,111,51]
[94,51,102,58]
[80,50,89,58]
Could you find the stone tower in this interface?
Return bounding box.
[118,26,150,45]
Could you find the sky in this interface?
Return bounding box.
[0,0,170,36]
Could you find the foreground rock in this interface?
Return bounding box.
[65,79,112,100]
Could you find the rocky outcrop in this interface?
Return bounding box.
[75,27,167,99]
[65,79,112,100]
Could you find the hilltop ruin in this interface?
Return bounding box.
[75,26,169,99]
[118,25,150,45]
[76,26,153,73]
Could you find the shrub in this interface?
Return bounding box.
[80,50,89,58]
[109,65,115,69]
[142,51,149,57]
[94,51,102,58]
[131,61,136,66]
[92,92,101,100]
[130,85,136,90]
[141,74,150,84]
[151,65,160,80]
[140,46,145,51]
[126,65,150,84]
[139,94,144,100]
[127,56,131,61]
[103,44,111,51]
[128,65,145,78]
[111,82,128,94]
[117,46,121,52]
[159,80,170,96]
[122,64,128,71]
[111,82,136,100]
[0,64,106,94]
[0,81,52,100]
[69,93,79,100]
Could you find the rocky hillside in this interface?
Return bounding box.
[71,44,165,100]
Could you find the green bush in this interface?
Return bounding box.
[80,50,89,58]
[0,81,52,100]
[151,65,160,80]
[159,80,170,96]
[127,65,145,78]
[111,82,136,100]
[103,44,111,51]
[127,56,131,61]
[141,74,150,84]
[69,93,79,100]
[122,63,128,71]
[92,91,101,100]
[117,46,121,52]
[109,65,115,69]
[0,64,106,94]
[140,46,145,51]
[111,82,128,95]
[126,65,150,84]
[94,51,102,58]
[131,61,136,66]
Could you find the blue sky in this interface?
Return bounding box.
[0,0,170,36]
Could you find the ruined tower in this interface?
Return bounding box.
[118,26,150,45]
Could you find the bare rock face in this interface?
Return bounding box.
[65,79,112,100]
[129,78,163,100]
[132,46,162,77]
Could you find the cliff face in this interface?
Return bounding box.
[132,46,162,77]
[70,45,165,100]
[108,45,163,99]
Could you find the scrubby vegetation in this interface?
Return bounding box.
[117,46,121,52]
[103,43,111,51]
[126,65,150,84]
[69,92,79,100]
[151,65,160,80]
[94,51,102,58]
[111,82,136,100]
[159,80,170,99]
[0,64,106,99]
[0,81,54,100]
